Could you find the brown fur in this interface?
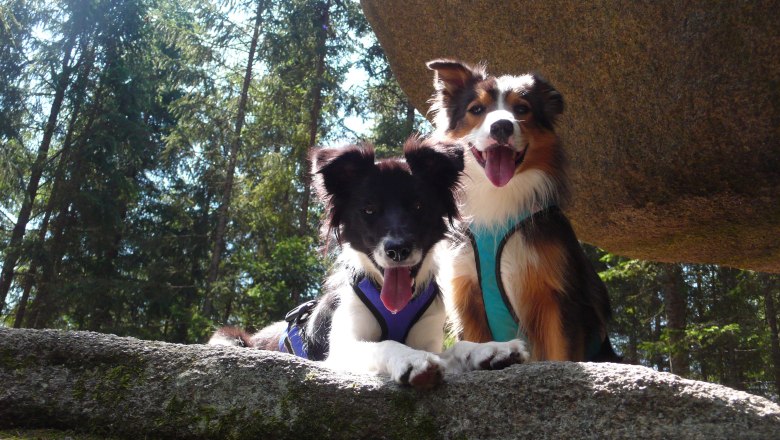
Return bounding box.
[516,242,569,361]
[518,126,563,178]
[451,276,493,343]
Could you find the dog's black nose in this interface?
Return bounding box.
[385,240,412,262]
[490,119,514,144]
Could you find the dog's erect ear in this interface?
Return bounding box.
[311,145,375,243]
[530,74,564,130]
[404,135,464,221]
[311,144,375,202]
[427,59,486,97]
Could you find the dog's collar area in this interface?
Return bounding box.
[353,276,438,343]
[468,206,559,343]
[468,209,537,343]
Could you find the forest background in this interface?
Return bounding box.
[1,0,778,401]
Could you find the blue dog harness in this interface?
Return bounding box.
[279,277,439,359]
[353,277,439,343]
[279,300,317,358]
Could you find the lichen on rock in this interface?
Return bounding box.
[1,329,779,439]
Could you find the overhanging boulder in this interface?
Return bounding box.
[360,0,780,273]
[1,329,779,439]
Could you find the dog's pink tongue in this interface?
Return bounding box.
[381,267,413,314]
[484,146,516,187]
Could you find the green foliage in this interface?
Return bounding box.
[593,244,780,399]
[0,0,36,141]
[0,0,37,231]
[349,36,430,155]
[0,0,380,343]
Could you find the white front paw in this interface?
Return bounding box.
[443,339,529,374]
[387,351,445,389]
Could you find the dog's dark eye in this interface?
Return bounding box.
[413,201,422,210]
[363,205,375,215]
[514,104,530,115]
[468,105,485,115]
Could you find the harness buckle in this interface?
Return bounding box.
[284,299,317,325]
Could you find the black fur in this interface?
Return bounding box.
[302,292,339,360]
[313,137,463,257]
[525,74,564,131]
[521,207,621,362]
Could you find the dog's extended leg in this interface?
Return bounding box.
[451,276,493,342]
[524,296,569,361]
[440,339,529,374]
[509,240,571,361]
[326,339,445,389]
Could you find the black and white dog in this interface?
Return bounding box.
[210,136,528,388]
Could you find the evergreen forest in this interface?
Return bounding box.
[1,0,778,401]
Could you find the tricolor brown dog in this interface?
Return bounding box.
[428,59,619,362]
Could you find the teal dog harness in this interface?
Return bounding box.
[467,210,534,342]
[468,206,606,360]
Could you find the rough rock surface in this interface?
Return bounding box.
[360,0,780,273]
[1,329,779,439]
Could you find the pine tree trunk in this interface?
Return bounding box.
[26,67,105,329]
[0,30,78,311]
[627,319,639,364]
[662,264,689,376]
[297,0,331,237]
[404,99,415,135]
[204,0,265,319]
[763,275,780,397]
[650,290,664,371]
[693,268,710,380]
[174,193,210,342]
[13,40,96,328]
[27,209,75,329]
[89,184,132,332]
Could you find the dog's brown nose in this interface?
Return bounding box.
[490,120,514,144]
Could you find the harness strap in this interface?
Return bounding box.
[279,323,308,358]
[278,299,317,359]
[278,277,439,359]
[469,206,607,360]
[353,276,439,343]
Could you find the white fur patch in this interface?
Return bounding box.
[461,158,557,229]
[323,245,447,386]
[441,339,529,374]
[207,333,240,347]
[470,109,522,151]
[496,74,535,96]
